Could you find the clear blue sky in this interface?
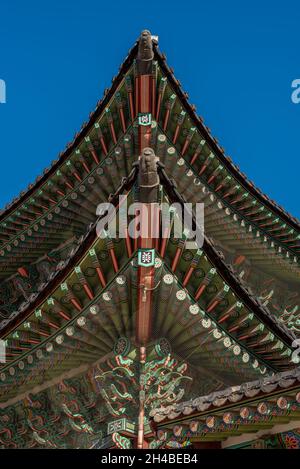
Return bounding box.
[0,0,299,217]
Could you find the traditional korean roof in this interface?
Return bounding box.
[0,159,297,407]
[0,35,299,276]
[150,367,300,445]
[0,30,299,449]
[152,366,300,422]
[1,39,299,241]
[0,33,298,351]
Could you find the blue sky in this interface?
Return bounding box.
[0,0,299,217]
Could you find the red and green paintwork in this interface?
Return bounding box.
[0,30,300,449]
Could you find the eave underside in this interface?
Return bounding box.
[0,31,300,449]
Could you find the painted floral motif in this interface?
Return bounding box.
[284,432,300,449]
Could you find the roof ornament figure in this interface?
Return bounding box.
[137,147,160,203]
[138,147,159,188]
[137,30,155,74]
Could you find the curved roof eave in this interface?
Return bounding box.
[154,45,300,233]
[0,167,138,337]
[1,166,295,351]
[0,43,138,222]
[158,164,296,347]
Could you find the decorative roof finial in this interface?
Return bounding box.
[137,30,154,75]
[138,147,160,202]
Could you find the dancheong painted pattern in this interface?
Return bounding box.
[0,30,300,449]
